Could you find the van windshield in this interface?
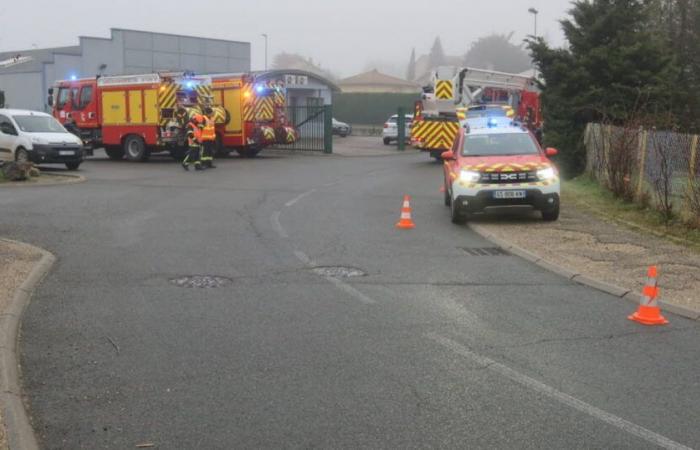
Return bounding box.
[13,116,67,133]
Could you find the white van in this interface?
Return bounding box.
[0,109,84,170]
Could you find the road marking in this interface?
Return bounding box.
[285,189,317,208]
[293,250,375,305]
[270,211,288,239]
[426,333,692,450]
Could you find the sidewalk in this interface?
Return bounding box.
[470,204,700,314]
[0,240,43,450]
[333,136,420,157]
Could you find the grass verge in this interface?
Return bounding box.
[563,177,700,251]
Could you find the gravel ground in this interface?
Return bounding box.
[0,240,43,450]
[471,205,700,312]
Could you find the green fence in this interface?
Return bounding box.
[333,93,420,125]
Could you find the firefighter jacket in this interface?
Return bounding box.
[201,116,216,142]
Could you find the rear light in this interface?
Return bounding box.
[384,123,389,128]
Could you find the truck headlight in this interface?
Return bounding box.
[537,167,556,181]
[459,170,481,183]
[30,136,48,145]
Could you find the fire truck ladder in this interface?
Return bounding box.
[456,67,539,106]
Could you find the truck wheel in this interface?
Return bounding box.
[15,147,29,163]
[542,205,560,222]
[123,135,149,162]
[105,146,124,160]
[451,200,466,225]
[236,147,261,158]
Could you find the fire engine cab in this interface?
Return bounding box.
[442,118,560,223]
[49,72,221,161]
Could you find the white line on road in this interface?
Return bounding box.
[293,250,376,305]
[426,333,692,450]
[270,211,288,239]
[285,189,317,208]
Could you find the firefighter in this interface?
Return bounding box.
[182,114,204,171]
[200,107,217,169]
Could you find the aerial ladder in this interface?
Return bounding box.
[411,66,541,159]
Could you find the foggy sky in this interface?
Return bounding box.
[0,0,573,77]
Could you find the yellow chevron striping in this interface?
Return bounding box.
[435,80,453,100]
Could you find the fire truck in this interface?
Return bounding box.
[411,67,541,159]
[49,72,224,161]
[208,72,297,158]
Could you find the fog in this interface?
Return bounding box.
[0,0,573,77]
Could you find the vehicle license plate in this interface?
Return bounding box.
[59,150,75,156]
[493,190,526,199]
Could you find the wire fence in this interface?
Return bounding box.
[584,123,700,223]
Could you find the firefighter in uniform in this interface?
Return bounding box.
[200,107,217,169]
[182,114,204,171]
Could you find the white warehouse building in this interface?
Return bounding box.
[0,28,251,112]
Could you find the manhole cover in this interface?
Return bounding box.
[461,247,510,256]
[311,266,367,278]
[169,275,232,288]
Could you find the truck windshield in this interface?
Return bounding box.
[462,132,539,157]
[13,116,67,133]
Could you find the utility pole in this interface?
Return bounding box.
[261,34,269,70]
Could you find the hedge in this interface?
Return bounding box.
[333,93,421,125]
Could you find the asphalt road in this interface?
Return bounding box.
[2,148,699,449]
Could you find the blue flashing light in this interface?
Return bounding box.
[487,117,499,128]
[186,81,195,89]
[255,85,264,94]
[70,75,77,81]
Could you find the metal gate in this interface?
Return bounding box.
[275,104,332,153]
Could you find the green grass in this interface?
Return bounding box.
[563,177,700,251]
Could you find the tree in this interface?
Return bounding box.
[527,0,676,176]
[428,37,446,69]
[406,48,416,81]
[463,33,532,73]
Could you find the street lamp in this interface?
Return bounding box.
[261,33,268,71]
[528,7,539,39]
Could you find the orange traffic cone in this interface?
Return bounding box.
[396,195,416,229]
[628,266,669,326]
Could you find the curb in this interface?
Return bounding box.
[0,239,55,450]
[0,172,86,188]
[468,223,700,321]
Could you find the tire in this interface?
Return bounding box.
[451,199,466,224]
[105,146,125,160]
[340,133,348,138]
[123,135,149,162]
[444,182,451,207]
[542,205,560,222]
[65,162,81,170]
[15,147,29,163]
[236,147,262,158]
[383,138,391,145]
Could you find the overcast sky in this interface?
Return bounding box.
[0,0,573,77]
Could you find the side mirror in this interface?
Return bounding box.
[47,95,54,107]
[441,150,455,160]
[0,123,16,135]
[545,147,558,157]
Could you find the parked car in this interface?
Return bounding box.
[382,114,413,145]
[0,109,84,170]
[332,118,352,137]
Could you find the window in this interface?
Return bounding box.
[13,115,66,133]
[0,115,18,136]
[56,88,70,109]
[462,132,539,157]
[77,86,93,109]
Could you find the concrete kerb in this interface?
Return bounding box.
[0,239,55,450]
[467,223,700,321]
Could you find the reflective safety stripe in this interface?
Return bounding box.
[435,80,454,100]
[410,120,459,151]
[401,212,411,219]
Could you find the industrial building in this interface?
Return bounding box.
[0,28,251,112]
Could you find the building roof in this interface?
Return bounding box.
[338,70,420,90]
[0,46,82,74]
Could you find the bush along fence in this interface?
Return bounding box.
[584,123,700,225]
